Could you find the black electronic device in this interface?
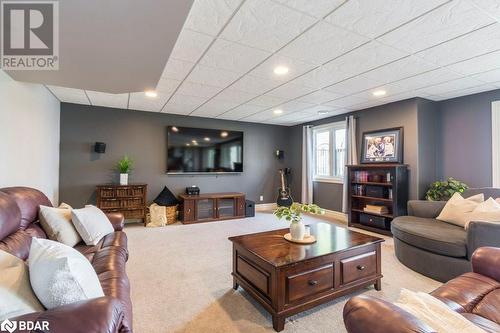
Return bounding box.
[94,142,106,153]
[245,200,255,217]
[185,186,200,195]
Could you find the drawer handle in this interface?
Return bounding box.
[357,265,366,271]
[308,280,318,286]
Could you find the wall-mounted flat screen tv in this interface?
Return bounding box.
[167,126,243,173]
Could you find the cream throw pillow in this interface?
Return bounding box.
[0,250,44,320]
[39,205,82,247]
[436,192,484,228]
[71,205,114,245]
[465,197,500,229]
[28,238,104,309]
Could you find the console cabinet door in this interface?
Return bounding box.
[196,199,216,220]
[217,198,235,218]
[236,196,245,216]
[183,199,195,222]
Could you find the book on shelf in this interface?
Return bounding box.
[363,205,389,214]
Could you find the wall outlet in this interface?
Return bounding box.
[259,195,264,202]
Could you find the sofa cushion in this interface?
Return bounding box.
[431,272,500,313]
[0,224,46,260]
[0,187,52,229]
[392,216,467,258]
[0,192,21,240]
[462,313,500,333]
[473,288,500,324]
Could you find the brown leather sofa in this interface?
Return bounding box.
[343,247,500,333]
[0,187,132,333]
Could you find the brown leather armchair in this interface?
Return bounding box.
[343,247,500,333]
[0,187,132,333]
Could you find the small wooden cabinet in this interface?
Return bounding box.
[179,192,245,224]
[96,184,147,221]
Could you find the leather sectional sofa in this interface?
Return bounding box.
[0,187,132,333]
[344,247,500,333]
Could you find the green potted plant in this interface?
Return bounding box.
[425,177,469,201]
[274,203,325,240]
[117,155,133,185]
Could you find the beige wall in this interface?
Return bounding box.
[0,70,60,203]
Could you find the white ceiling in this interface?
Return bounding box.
[47,0,500,126]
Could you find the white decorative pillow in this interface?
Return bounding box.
[39,205,82,247]
[58,202,73,210]
[0,250,44,320]
[28,238,104,309]
[71,205,114,245]
[465,197,500,229]
[436,192,484,228]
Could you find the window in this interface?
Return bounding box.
[313,121,346,183]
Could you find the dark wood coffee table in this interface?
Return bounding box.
[229,222,384,331]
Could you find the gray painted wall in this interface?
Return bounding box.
[59,103,289,207]
[437,89,500,187]
[417,99,439,198]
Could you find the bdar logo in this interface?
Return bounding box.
[0,319,17,333]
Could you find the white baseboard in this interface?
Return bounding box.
[255,203,278,211]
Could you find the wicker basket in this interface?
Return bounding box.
[166,205,179,225]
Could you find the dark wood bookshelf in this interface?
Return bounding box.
[347,164,409,235]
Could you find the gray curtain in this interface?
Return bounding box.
[343,116,357,213]
[301,125,313,204]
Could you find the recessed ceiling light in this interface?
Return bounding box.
[221,131,228,138]
[186,143,191,146]
[273,109,283,114]
[145,90,158,98]
[273,66,289,75]
[172,126,179,132]
[372,90,386,97]
[204,137,210,141]
[317,110,330,115]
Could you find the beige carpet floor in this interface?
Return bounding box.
[125,212,441,333]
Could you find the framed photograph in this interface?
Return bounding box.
[360,127,403,164]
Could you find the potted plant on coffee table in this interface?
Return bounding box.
[274,203,324,241]
[117,155,133,185]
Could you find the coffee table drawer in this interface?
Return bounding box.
[286,264,334,303]
[341,251,376,285]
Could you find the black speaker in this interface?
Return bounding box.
[245,200,255,217]
[94,142,106,153]
[275,150,284,159]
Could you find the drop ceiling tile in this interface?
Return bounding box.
[249,54,316,82]
[415,76,486,96]
[266,81,315,99]
[445,50,500,75]
[216,103,264,120]
[416,23,500,66]
[469,0,500,20]
[184,0,243,36]
[325,75,384,96]
[229,75,280,94]
[46,86,89,105]
[362,56,438,85]
[378,0,495,53]
[248,94,288,107]
[326,0,447,39]
[296,90,343,104]
[176,81,222,98]
[220,0,316,52]
[155,78,181,94]
[86,91,129,109]
[325,95,368,108]
[129,92,169,112]
[471,68,500,83]
[274,0,345,18]
[280,21,369,65]
[163,93,209,115]
[199,38,271,75]
[186,64,241,88]
[291,66,349,89]
[243,110,276,122]
[215,88,256,104]
[169,29,214,63]
[432,83,498,100]
[191,97,241,117]
[161,58,195,81]
[274,100,316,113]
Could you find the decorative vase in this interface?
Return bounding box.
[120,173,128,185]
[290,220,306,240]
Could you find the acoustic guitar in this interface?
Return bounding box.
[276,169,293,207]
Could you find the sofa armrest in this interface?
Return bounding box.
[343,295,436,333]
[407,200,446,218]
[11,297,130,333]
[467,221,500,259]
[106,212,125,231]
[471,247,500,282]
